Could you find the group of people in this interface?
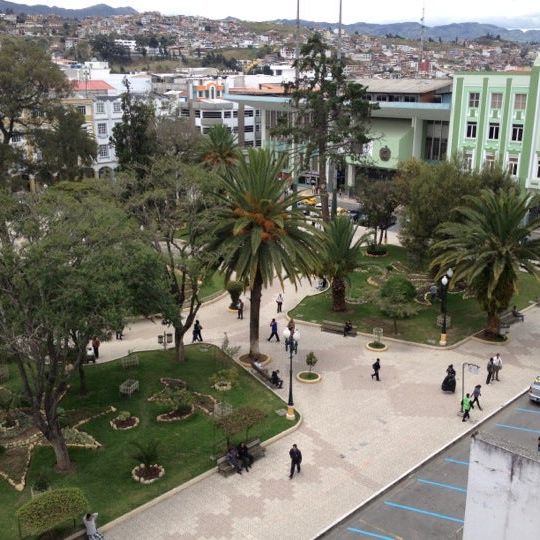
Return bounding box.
[225,443,255,474]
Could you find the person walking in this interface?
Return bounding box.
[486,357,495,384]
[493,353,502,381]
[276,293,284,313]
[371,358,381,381]
[268,318,280,342]
[91,337,100,360]
[447,364,456,377]
[462,393,473,422]
[192,320,203,343]
[289,443,302,479]
[237,299,244,320]
[83,512,104,540]
[471,384,483,411]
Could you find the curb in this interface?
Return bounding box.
[313,386,530,539]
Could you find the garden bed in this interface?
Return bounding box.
[296,372,321,383]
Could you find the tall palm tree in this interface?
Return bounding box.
[198,124,240,171]
[431,189,540,334]
[320,216,368,311]
[210,149,318,357]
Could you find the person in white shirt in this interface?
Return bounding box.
[493,352,503,382]
[83,513,104,540]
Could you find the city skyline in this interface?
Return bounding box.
[12,0,540,28]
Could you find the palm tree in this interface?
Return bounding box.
[210,149,318,357]
[431,189,540,334]
[320,216,368,311]
[198,124,240,171]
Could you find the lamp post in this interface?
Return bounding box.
[461,362,480,412]
[439,267,453,346]
[283,328,300,421]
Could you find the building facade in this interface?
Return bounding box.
[448,54,540,191]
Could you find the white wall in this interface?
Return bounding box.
[463,432,540,540]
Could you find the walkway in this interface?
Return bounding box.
[100,276,540,540]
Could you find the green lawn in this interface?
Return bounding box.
[0,347,293,539]
[290,245,540,345]
[199,271,226,301]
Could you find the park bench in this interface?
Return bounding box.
[217,438,266,477]
[321,320,358,337]
[119,379,139,398]
[121,354,139,370]
[250,362,282,388]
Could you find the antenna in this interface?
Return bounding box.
[419,3,425,74]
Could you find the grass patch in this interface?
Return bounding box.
[290,245,540,345]
[0,347,293,539]
[298,372,319,381]
[199,271,225,301]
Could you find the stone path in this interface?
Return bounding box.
[99,271,540,540]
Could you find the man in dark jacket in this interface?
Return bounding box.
[289,444,302,479]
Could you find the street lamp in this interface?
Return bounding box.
[461,362,480,412]
[283,328,300,421]
[439,267,454,346]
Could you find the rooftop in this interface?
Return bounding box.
[72,80,114,92]
[353,78,453,94]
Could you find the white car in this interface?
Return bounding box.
[529,376,540,403]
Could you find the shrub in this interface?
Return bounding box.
[0,445,5,455]
[165,388,193,413]
[131,440,160,468]
[32,472,50,492]
[381,275,416,302]
[367,243,387,256]
[16,487,89,537]
[209,368,239,387]
[226,280,244,309]
[117,411,131,421]
[305,352,318,372]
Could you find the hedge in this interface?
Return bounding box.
[16,487,89,537]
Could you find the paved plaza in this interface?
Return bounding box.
[96,261,540,540]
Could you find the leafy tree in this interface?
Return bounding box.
[198,124,240,172]
[320,216,367,311]
[0,188,167,470]
[156,117,203,163]
[430,189,540,334]
[377,275,419,334]
[118,156,220,362]
[305,352,318,372]
[215,406,266,447]
[111,80,157,177]
[90,35,131,64]
[273,33,372,222]
[31,106,97,183]
[209,149,318,356]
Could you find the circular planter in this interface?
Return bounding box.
[213,381,232,392]
[110,415,140,431]
[131,464,165,484]
[0,419,19,432]
[296,371,321,384]
[238,353,271,368]
[366,342,388,352]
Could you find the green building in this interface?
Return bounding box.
[448,55,540,191]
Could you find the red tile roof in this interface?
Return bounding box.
[72,80,114,91]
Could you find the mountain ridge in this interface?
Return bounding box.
[0,0,137,18]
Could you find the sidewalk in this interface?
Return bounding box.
[101,278,540,540]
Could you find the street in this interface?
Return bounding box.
[319,392,540,540]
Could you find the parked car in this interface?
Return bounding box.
[529,376,540,403]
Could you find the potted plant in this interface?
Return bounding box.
[297,352,321,383]
[131,441,165,484]
[226,281,244,310]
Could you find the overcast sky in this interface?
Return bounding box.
[31,0,540,27]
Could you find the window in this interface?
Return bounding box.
[96,102,105,114]
[466,122,477,139]
[244,125,254,133]
[202,111,222,119]
[507,156,519,176]
[491,93,503,109]
[97,123,107,136]
[511,124,523,142]
[537,157,540,178]
[469,92,480,108]
[224,111,232,118]
[113,101,122,113]
[244,109,254,117]
[424,120,449,161]
[485,153,496,170]
[98,145,109,159]
[76,105,86,115]
[488,123,500,140]
[464,152,473,171]
[514,93,527,109]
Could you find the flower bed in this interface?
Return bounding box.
[110,415,140,431]
[156,405,194,423]
[193,392,217,415]
[366,341,388,352]
[159,377,187,389]
[131,464,165,484]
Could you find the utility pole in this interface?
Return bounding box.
[419,4,425,75]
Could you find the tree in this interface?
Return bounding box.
[198,124,240,172]
[397,158,514,264]
[0,188,167,470]
[90,35,131,64]
[320,216,367,311]
[377,275,419,334]
[111,80,157,177]
[215,406,266,447]
[430,189,540,334]
[156,117,203,163]
[273,33,372,222]
[118,156,220,362]
[31,106,97,183]
[209,149,318,356]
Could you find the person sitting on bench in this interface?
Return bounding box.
[511,305,525,322]
[270,370,283,388]
[226,447,243,474]
[343,320,353,337]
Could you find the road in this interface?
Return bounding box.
[319,391,540,540]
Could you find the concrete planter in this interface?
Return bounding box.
[296,371,321,384]
[366,342,388,352]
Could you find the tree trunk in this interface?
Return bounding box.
[487,312,500,335]
[174,326,185,362]
[318,147,330,223]
[47,422,71,472]
[249,271,263,357]
[378,228,385,246]
[332,277,347,312]
[393,318,398,335]
[78,363,87,396]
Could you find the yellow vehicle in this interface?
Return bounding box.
[303,196,317,206]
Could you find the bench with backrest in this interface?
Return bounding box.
[250,362,282,388]
[321,320,358,336]
[217,438,266,477]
